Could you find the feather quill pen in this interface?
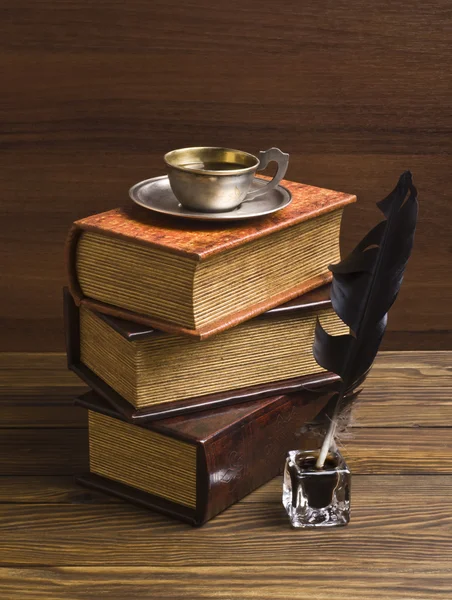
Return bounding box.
[313,172,418,468]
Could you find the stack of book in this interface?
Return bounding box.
[64,177,355,525]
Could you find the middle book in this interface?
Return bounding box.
[65,284,346,422]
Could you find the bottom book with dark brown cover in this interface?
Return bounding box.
[77,388,333,525]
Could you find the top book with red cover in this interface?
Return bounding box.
[67,177,355,339]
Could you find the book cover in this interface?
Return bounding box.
[77,389,333,525]
[66,178,355,338]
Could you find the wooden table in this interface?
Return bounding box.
[0,351,451,599]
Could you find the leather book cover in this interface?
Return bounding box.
[64,286,339,422]
[77,388,333,525]
[66,178,356,339]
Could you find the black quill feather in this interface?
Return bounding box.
[313,172,418,467]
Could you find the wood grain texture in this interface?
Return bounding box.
[355,351,452,426]
[0,350,451,597]
[0,429,88,475]
[3,425,451,476]
[0,476,118,504]
[0,476,452,568]
[0,402,86,428]
[1,1,451,350]
[0,473,444,506]
[0,353,82,390]
[0,567,450,600]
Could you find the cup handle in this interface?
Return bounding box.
[244,147,290,201]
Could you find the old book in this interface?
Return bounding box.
[77,388,332,525]
[66,178,355,339]
[65,285,346,421]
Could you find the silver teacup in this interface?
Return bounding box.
[164,146,289,212]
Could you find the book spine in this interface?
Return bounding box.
[65,223,84,306]
[63,287,80,368]
[200,390,331,523]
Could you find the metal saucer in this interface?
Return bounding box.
[129,175,292,221]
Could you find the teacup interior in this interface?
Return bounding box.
[165,147,258,174]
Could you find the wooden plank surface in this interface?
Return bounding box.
[0,475,451,570]
[1,0,452,351]
[2,426,452,475]
[0,569,451,600]
[0,429,88,475]
[0,350,451,598]
[0,476,116,504]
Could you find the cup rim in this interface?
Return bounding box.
[164,147,259,176]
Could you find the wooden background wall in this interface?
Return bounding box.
[1,0,451,351]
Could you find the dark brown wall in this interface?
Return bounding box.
[1,0,451,351]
